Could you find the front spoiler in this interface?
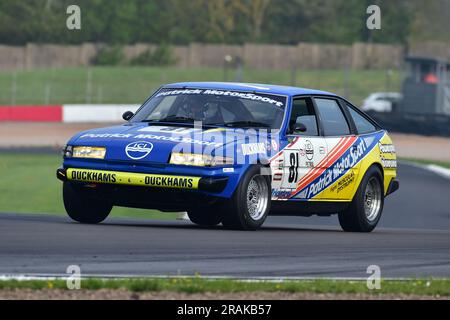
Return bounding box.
[56,167,228,193]
[386,178,399,196]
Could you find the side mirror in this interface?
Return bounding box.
[294,122,307,133]
[122,111,134,121]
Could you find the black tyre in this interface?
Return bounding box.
[63,182,112,224]
[187,209,222,227]
[338,166,384,232]
[221,165,271,231]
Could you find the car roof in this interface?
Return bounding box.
[163,82,338,98]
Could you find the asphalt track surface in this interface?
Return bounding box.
[1,162,450,278]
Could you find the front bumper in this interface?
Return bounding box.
[56,167,228,193]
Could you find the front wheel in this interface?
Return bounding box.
[338,166,384,232]
[63,182,112,224]
[221,166,271,231]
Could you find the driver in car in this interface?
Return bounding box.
[179,97,223,123]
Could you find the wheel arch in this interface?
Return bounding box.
[371,162,384,178]
[351,162,384,201]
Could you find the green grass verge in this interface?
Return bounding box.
[0,278,449,296]
[399,157,450,169]
[0,152,176,220]
[0,67,402,106]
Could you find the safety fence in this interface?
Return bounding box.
[0,104,139,122]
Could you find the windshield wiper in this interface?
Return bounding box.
[222,121,271,128]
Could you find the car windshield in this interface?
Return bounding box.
[131,88,287,129]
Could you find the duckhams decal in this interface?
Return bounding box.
[67,168,200,189]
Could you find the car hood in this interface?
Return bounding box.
[69,123,280,164]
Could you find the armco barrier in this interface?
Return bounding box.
[62,104,140,123]
[0,105,63,122]
[0,104,140,123]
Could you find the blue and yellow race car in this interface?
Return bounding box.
[57,82,399,232]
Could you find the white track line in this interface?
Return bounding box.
[426,164,450,179]
[0,274,420,282]
[401,160,450,180]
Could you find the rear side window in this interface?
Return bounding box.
[346,104,377,134]
[314,98,350,136]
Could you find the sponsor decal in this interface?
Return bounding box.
[381,157,397,168]
[134,134,222,147]
[70,170,117,183]
[330,171,355,194]
[138,126,201,134]
[155,89,203,97]
[378,142,397,168]
[80,133,133,139]
[155,89,286,108]
[125,141,153,160]
[241,143,266,156]
[305,140,314,160]
[67,168,200,189]
[378,142,396,154]
[144,176,195,188]
[79,132,222,148]
[273,173,283,181]
[305,139,367,199]
[272,189,292,200]
[293,132,384,200]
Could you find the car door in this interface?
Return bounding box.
[272,97,328,201]
[312,97,359,201]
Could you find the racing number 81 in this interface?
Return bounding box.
[288,152,299,183]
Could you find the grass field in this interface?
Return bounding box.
[0,67,402,106]
[0,152,176,219]
[0,277,449,297]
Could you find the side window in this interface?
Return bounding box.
[314,98,350,136]
[346,104,377,134]
[288,98,318,136]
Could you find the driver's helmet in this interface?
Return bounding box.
[181,96,208,120]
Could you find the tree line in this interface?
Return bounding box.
[0,0,448,45]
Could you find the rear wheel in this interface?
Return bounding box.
[187,209,222,227]
[221,166,271,231]
[338,166,384,232]
[63,182,112,224]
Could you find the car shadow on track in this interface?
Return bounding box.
[96,219,344,233]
